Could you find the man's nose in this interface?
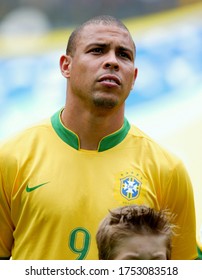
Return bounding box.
[103,51,119,70]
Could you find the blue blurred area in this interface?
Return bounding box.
[0,5,202,139]
[126,22,202,107]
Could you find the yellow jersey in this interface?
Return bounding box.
[0,109,197,259]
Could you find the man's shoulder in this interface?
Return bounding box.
[129,123,153,141]
[128,123,181,164]
[0,118,52,152]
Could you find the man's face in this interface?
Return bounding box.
[113,234,168,260]
[64,23,137,111]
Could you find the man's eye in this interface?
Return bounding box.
[119,52,130,59]
[90,48,103,54]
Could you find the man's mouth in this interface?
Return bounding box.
[98,75,121,86]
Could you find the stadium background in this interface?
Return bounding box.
[0,0,202,252]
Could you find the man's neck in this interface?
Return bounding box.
[61,107,125,150]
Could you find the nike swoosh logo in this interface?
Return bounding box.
[26,182,49,193]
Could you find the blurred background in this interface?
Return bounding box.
[0,0,202,249]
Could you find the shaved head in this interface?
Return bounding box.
[66,15,136,57]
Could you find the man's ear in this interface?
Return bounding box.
[59,55,72,78]
[131,67,138,90]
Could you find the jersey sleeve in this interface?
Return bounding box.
[0,149,14,259]
[162,159,197,260]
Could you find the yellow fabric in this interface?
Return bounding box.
[0,116,197,260]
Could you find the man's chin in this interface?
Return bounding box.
[93,95,119,109]
[93,99,118,109]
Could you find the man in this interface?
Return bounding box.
[96,205,174,260]
[0,15,197,259]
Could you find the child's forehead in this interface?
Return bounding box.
[113,233,168,260]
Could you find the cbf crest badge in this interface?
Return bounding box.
[114,169,146,203]
[120,175,141,200]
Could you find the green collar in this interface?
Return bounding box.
[51,109,130,152]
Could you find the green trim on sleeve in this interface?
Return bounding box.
[197,246,202,260]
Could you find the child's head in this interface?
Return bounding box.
[96,205,174,260]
